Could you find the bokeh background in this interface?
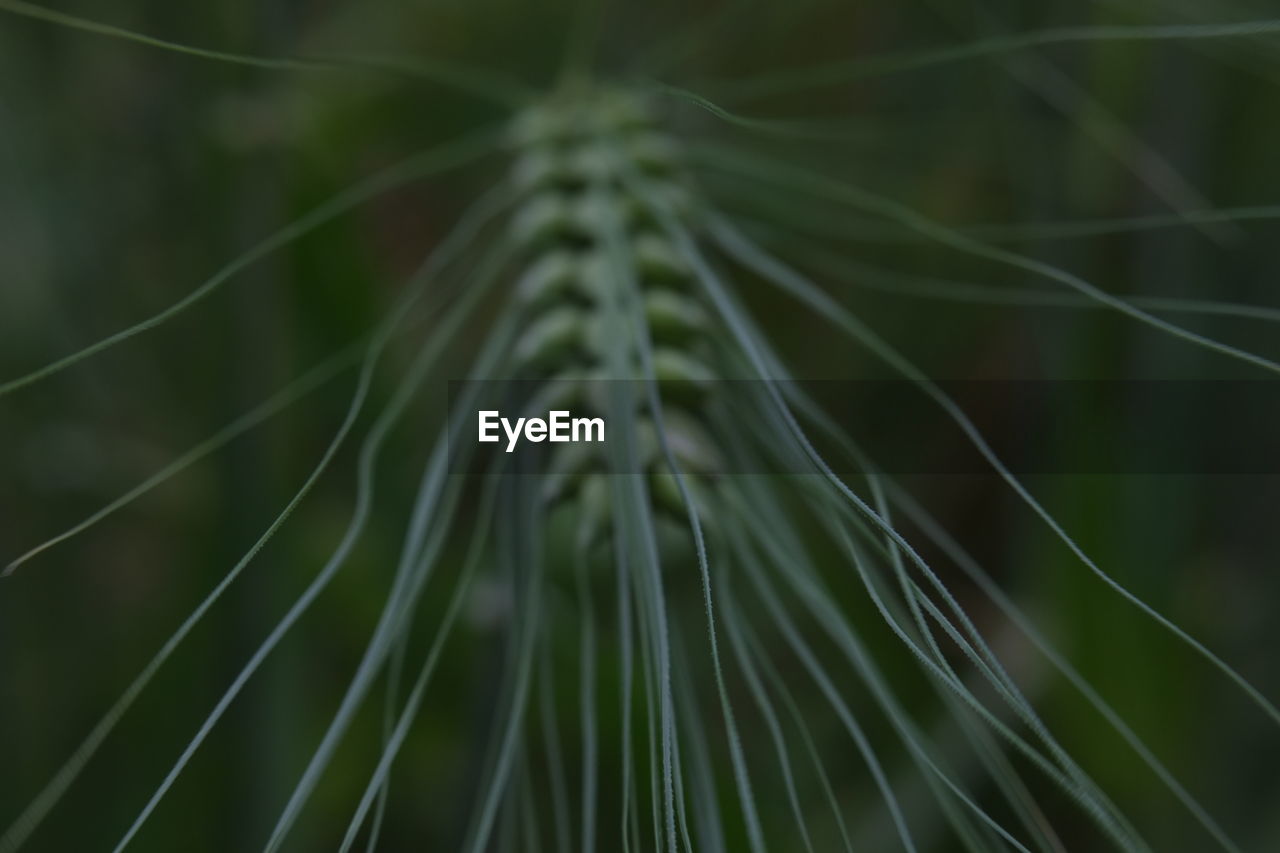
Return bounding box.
[2,0,1278,849]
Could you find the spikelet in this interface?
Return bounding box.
[504,88,720,548]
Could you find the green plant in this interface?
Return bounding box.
[2,1,1279,851]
